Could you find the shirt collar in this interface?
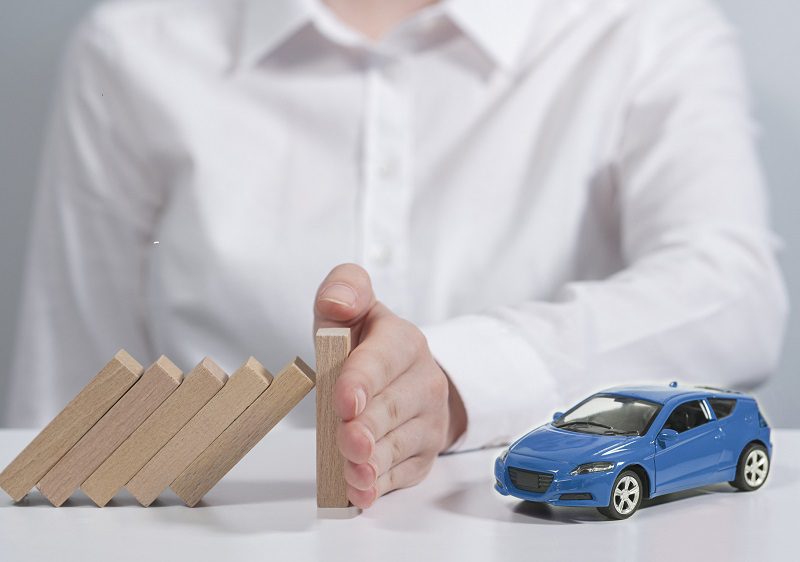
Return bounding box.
[237,0,543,71]
[237,0,312,68]
[445,0,543,69]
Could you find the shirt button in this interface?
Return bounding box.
[368,243,393,266]
[379,158,398,180]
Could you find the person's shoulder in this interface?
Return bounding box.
[625,0,734,34]
[602,0,738,74]
[72,0,236,64]
[564,0,734,55]
[84,0,231,33]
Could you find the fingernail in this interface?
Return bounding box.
[319,283,357,308]
[354,387,367,417]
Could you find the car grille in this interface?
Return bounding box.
[507,467,554,493]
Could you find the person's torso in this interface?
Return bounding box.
[98,0,662,386]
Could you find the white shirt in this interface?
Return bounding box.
[6,0,788,451]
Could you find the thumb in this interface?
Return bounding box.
[313,263,377,338]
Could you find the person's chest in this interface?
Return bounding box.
[127,4,639,367]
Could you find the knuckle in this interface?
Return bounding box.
[339,362,369,391]
[397,457,432,491]
[352,346,392,383]
[426,370,449,404]
[389,432,406,464]
[387,397,401,426]
[413,456,435,484]
[357,411,379,437]
[385,469,398,493]
[404,323,427,355]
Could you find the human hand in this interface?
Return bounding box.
[313,264,467,508]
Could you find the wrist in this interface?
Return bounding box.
[444,373,467,450]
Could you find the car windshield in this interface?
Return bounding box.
[554,395,660,436]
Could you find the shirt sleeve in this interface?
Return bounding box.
[4,13,162,427]
[423,0,789,452]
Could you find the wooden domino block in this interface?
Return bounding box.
[0,351,143,502]
[81,358,227,506]
[171,357,316,507]
[126,357,271,507]
[37,356,182,506]
[315,328,352,508]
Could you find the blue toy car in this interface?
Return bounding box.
[494,382,771,519]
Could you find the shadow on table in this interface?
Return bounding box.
[2,479,319,535]
[150,479,318,535]
[435,475,794,525]
[435,482,606,525]
[1,478,315,508]
[0,489,157,508]
[190,478,316,507]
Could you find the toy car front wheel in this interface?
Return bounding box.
[598,470,642,520]
[731,443,770,491]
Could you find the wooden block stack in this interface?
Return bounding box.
[0,328,351,509]
[0,351,318,506]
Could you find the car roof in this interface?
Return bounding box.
[597,383,748,405]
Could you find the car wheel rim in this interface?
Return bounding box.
[613,475,639,515]
[744,449,768,487]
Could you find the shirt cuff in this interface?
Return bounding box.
[421,314,561,453]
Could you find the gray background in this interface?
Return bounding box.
[0,1,797,426]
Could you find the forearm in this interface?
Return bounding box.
[424,226,788,452]
[445,373,467,450]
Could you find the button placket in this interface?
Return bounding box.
[360,53,413,314]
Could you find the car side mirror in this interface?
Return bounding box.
[658,429,679,446]
[553,411,564,422]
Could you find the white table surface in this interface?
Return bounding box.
[1,427,798,562]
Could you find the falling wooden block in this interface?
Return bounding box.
[126,357,271,507]
[81,358,227,506]
[171,357,316,507]
[0,351,143,502]
[37,356,182,506]
[315,327,352,508]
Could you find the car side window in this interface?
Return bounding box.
[663,400,711,433]
[708,398,737,419]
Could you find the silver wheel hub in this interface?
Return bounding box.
[613,475,640,515]
[744,449,768,487]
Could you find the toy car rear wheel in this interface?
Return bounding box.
[730,443,769,491]
[598,470,642,520]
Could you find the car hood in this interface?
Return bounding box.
[509,424,636,462]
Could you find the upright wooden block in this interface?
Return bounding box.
[126,357,271,506]
[315,328,352,508]
[0,351,143,502]
[37,356,182,506]
[81,358,227,506]
[171,357,316,507]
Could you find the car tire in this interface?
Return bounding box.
[730,443,770,492]
[598,470,643,520]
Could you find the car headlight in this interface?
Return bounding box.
[499,448,509,462]
[570,461,615,476]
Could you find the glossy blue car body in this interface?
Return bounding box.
[494,384,771,508]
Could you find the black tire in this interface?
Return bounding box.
[730,443,770,491]
[598,470,643,520]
